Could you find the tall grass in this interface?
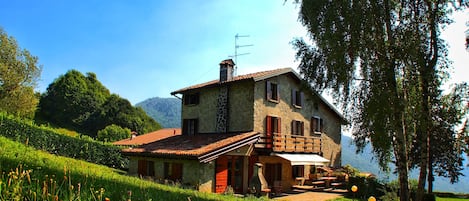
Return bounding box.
[0,136,266,201]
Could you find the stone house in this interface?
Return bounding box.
[121,59,346,194]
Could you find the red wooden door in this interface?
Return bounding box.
[215,156,228,193]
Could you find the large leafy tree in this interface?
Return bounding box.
[0,28,41,118]
[37,70,161,138]
[292,1,467,200]
[37,70,110,131]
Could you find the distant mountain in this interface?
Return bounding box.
[341,135,469,193]
[136,97,181,128]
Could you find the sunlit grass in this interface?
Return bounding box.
[0,136,266,201]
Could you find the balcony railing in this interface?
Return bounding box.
[255,133,321,153]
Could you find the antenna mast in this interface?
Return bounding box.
[233,34,253,75]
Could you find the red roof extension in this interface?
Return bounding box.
[113,128,181,146]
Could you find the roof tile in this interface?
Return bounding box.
[113,128,181,146]
[122,131,258,157]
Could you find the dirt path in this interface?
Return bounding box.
[272,191,344,201]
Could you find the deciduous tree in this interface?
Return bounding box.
[0,28,41,118]
[292,1,467,200]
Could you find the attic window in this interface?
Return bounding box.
[266,81,280,102]
[292,90,304,108]
[184,93,199,105]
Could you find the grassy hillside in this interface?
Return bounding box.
[0,136,264,201]
[342,135,469,193]
[0,113,127,169]
[136,97,181,128]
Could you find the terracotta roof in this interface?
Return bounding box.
[121,131,259,160]
[113,128,181,146]
[170,68,293,95]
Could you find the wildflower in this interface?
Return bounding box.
[105,198,111,201]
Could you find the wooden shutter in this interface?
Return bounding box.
[320,118,324,133]
[277,117,281,134]
[266,81,272,100]
[148,161,155,176]
[300,92,304,106]
[300,121,305,136]
[291,121,296,135]
[194,119,199,135]
[172,163,183,181]
[292,89,296,106]
[215,156,228,193]
[266,116,272,148]
[266,116,272,137]
[194,93,200,105]
[276,83,280,101]
[138,160,147,176]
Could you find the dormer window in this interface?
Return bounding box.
[184,93,199,105]
[311,116,323,134]
[266,81,280,102]
[292,90,304,108]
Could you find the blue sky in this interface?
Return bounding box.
[0,1,467,104]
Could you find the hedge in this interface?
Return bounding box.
[0,113,128,169]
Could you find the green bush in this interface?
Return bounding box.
[97,124,131,142]
[347,175,385,199]
[0,113,128,169]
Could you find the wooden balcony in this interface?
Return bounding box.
[255,133,321,153]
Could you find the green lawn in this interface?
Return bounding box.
[0,136,266,201]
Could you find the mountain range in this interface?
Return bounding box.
[342,135,469,193]
[137,96,469,193]
[136,97,181,128]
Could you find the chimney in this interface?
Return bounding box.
[219,59,235,82]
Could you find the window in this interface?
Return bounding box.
[164,162,183,181]
[137,160,155,176]
[183,119,198,135]
[266,116,281,135]
[292,165,305,178]
[266,116,281,149]
[311,116,323,134]
[292,90,304,108]
[266,81,280,102]
[291,120,304,136]
[184,93,199,105]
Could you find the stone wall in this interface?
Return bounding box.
[253,74,342,167]
[181,80,254,133]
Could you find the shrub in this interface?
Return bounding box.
[0,113,128,169]
[97,124,131,142]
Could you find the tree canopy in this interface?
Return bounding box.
[293,1,468,200]
[36,70,161,138]
[0,28,41,118]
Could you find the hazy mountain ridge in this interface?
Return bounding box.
[342,135,469,193]
[136,97,181,128]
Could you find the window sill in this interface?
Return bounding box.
[184,103,199,107]
[267,98,279,103]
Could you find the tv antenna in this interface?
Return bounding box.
[230,34,253,75]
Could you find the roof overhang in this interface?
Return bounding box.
[272,153,330,166]
[198,133,260,163]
